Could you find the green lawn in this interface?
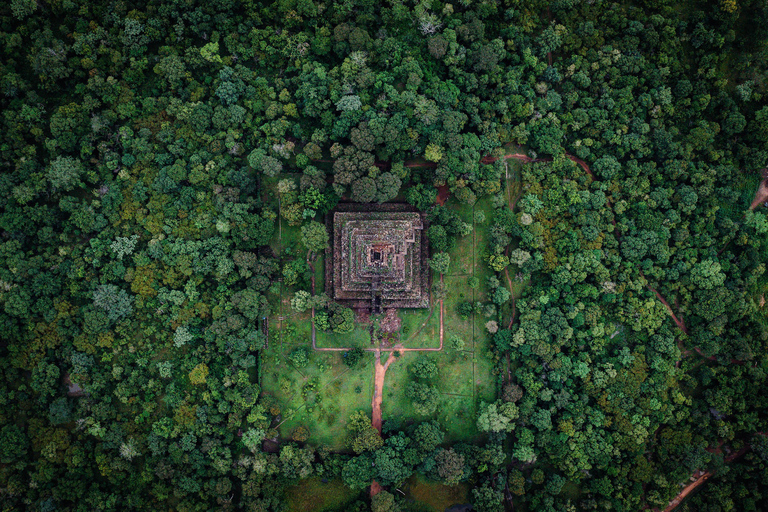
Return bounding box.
[399,302,440,349]
[260,344,375,450]
[314,324,372,349]
[442,275,475,344]
[380,352,420,420]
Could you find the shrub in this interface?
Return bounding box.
[409,357,438,379]
[288,347,310,368]
[343,347,365,368]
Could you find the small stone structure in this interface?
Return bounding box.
[326,204,430,312]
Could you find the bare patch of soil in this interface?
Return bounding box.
[355,308,371,324]
[379,308,401,333]
[749,169,768,210]
[435,185,450,205]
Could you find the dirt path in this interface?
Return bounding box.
[369,343,399,497]
[371,346,398,434]
[639,271,688,335]
[368,276,444,497]
[748,168,768,210]
[659,433,768,512]
[435,184,450,205]
[661,471,711,512]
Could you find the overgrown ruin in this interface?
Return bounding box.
[326,204,430,313]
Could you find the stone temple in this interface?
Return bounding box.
[326,204,430,313]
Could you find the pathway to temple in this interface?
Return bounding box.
[371,345,398,434]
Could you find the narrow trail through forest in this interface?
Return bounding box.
[660,432,768,512]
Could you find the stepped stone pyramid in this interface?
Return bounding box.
[326,204,430,311]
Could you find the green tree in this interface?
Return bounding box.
[413,421,444,453]
[406,383,440,415]
[48,156,84,191]
[428,252,451,275]
[301,221,329,254]
[409,357,439,380]
[0,425,28,463]
[11,0,37,19]
[92,284,133,321]
[435,448,465,485]
[342,454,376,490]
[291,290,311,312]
[375,447,413,487]
[351,176,377,203]
[289,347,310,368]
[376,172,402,203]
[343,347,365,368]
[471,484,504,512]
[477,401,517,433]
[372,490,401,512]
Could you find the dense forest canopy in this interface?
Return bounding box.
[2,0,768,511]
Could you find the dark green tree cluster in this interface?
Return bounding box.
[2,0,768,511]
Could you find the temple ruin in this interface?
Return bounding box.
[326,204,430,314]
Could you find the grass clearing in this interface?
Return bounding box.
[438,394,479,442]
[443,275,475,344]
[260,341,375,450]
[315,324,371,349]
[399,303,440,349]
[380,351,418,418]
[402,473,470,512]
[284,477,361,512]
[433,350,474,397]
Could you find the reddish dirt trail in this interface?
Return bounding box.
[370,275,444,434]
[369,277,444,497]
[749,180,768,210]
[371,347,398,435]
[370,345,399,497]
[661,471,712,512]
[659,434,768,512]
[639,271,688,335]
[748,168,768,211]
